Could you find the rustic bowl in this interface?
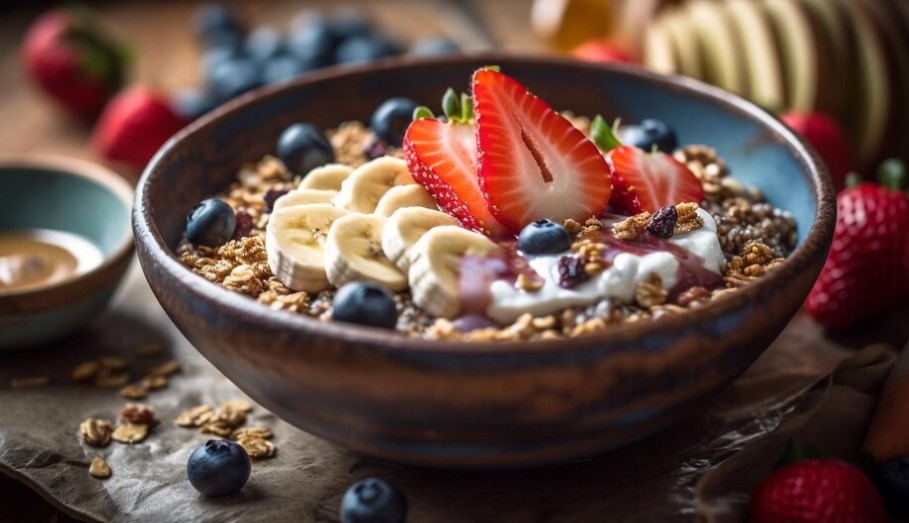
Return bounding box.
[0,155,133,349]
[134,55,835,468]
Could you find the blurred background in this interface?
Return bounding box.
[1,0,906,179]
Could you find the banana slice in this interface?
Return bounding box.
[408,225,503,319]
[374,184,438,217]
[298,164,354,191]
[382,207,460,274]
[324,213,407,291]
[265,204,349,292]
[333,157,415,213]
[272,189,338,212]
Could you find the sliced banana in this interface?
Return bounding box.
[324,213,407,291]
[333,157,415,213]
[408,226,502,319]
[374,184,438,217]
[298,164,354,191]
[272,189,338,212]
[382,207,460,274]
[265,204,349,292]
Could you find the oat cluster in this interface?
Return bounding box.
[175,400,276,460]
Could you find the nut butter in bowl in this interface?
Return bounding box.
[0,155,133,349]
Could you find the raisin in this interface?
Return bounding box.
[362,135,390,160]
[231,210,253,240]
[557,255,589,289]
[263,189,288,213]
[646,205,678,238]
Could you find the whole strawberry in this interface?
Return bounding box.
[805,161,909,329]
[21,8,128,118]
[92,86,187,168]
[750,459,887,523]
[780,111,855,191]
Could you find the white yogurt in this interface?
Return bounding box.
[486,209,725,324]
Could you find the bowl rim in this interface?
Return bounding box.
[0,154,134,309]
[135,53,835,357]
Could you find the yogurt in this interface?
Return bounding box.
[486,209,725,324]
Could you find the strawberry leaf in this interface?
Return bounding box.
[877,158,907,191]
[442,88,461,121]
[591,114,622,152]
[775,438,822,469]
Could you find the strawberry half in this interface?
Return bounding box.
[403,117,508,237]
[472,69,612,233]
[606,145,703,214]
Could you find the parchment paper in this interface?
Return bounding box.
[1,260,906,523]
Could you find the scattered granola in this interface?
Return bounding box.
[111,423,148,444]
[89,456,111,480]
[140,375,168,391]
[674,202,704,233]
[147,360,182,378]
[236,434,276,460]
[222,400,254,414]
[10,376,49,390]
[136,344,164,358]
[232,426,273,440]
[120,403,155,426]
[119,384,148,400]
[80,418,113,447]
[635,274,668,308]
[72,361,101,382]
[176,405,215,428]
[94,373,130,388]
[612,212,651,240]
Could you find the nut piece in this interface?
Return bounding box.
[94,373,130,388]
[237,435,276,460]
[120,384,148,400]
[562,218,583,236]
[120,403,155,426]
[140,375,168,391]
[89,456,111,479]
[175,405,214,427]
[232,426,273,440]
[111,423,148,444]
[99,357,128,372]
[199,422,234,438]
[221,400,254,414]
[636,274,668,308]
[515,273,543,292]
[147,360,182,378]
[72,361,101,382]
[612,212,651,240]
[80,418,114,447]
[674,202,704,233]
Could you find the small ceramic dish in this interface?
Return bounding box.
[0,156,133,349]
[134,55,835,468]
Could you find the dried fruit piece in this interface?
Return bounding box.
[120,403,155,426]
[557,255,589,289]
[89,456,112,479]
[646,205,678,238]
[231,210,254,240]
[80,418,114,447]
[111,423,148,444]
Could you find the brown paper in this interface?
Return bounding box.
[0,262,904,522]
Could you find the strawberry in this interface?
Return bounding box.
[92,86,188,168]
[472,68,612,233]
[606,145,703,214]
[403,117,508,237]
[805,165,909,329]
[569,39,638,65]
[781,111,855,191]
[21,9,128,119]
[749,459,886,523]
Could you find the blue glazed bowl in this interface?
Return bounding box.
[134,55,835,468]
[0,156,133,348]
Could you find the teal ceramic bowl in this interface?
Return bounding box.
[135,55,835,467]
[0,156,133,349]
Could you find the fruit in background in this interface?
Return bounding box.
[171,88,219,122]
[193,3,244,50]
[335,34,400,65]
[408,37,461,57]
[340,477,408,523]
[276,123,335,175]
[21,8,129,118]
[331,282,399,330]
[569,39,637,64]
[92,86,187,168]
[606,145,703,214]
[781,111,855,191]
[186,198,236,247]
[876,457,909,516]
[805,161,909,329]
[618,119,678,152]
[472,68,613,233]
[531,0,615,52]
[370,97,420,147]
[208,57,263,102]
[749,459,887,523]
[186,439,251,497]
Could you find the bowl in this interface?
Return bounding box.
[0,156,133,349]
[134,55,835,468]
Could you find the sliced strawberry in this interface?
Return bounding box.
[606,145,703,213]
[403,118,508,237]
[472,69,612,233]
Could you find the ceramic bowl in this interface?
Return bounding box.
[0,156,133,349]
[134,55,835,468]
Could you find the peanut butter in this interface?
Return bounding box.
[0,230,103,293]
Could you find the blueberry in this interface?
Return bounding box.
[335,35,399,65]
[244,26,286,62]
[517,219,572,255]
[208,58,262,101]
[200,46,243,78]
[619,119,678,152]
[408,37,461,56]
[877,457,909,516]
[369,98,419,147]
[288,21,337,68]
[262,55,312,85]
[187,439,251,497]
[340,477,408,523]
[186,198,236,247]
[277,123,334,174]
[331,282,398,330]
[193,4,243,45]
[326,9,372,42]
[172,88,219,121]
